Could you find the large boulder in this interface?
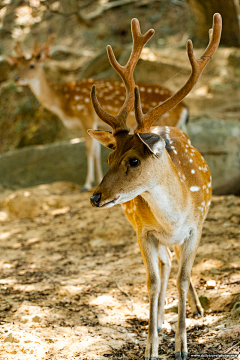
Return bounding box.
[0,118,239,195]
[0,138,110,190]
[187,117,240,195]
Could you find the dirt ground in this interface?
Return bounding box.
[0,181,239,359]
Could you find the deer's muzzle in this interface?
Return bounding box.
[90,193,102,207]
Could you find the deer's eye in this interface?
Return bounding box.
[129,158,140,167]
[29,64,35,69]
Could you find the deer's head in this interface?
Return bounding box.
[88,16,222,208]
[6,36,55,85]
[89,128,166,207]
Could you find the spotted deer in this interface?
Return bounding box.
[89,14,222,360]
[6,37,188,191]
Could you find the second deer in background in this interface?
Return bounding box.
[7,38,188,191]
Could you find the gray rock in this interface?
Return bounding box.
[187,117,240,195]
[228,50,240,69]
[0,139,110,190]
[165,300,178,314]
[199,295,210,309]
[210,268,221,274]
[231,302,240,319]
[0,117,239,195]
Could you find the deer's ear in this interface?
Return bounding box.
[137,133,165,156]
[6,56,18,66]
[88,130,116,150]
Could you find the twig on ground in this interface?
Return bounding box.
[224,340,240,354]
[215,340,240,360]
[114,280,134,311]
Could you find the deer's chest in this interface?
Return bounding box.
[121,195,194,246]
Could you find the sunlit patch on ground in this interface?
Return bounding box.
[0,182,239,359]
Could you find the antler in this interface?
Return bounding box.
[134,13,222,133]
[32,40,39,57]
[91,18,154,135]
[14,42,24,58]
[32,34,55,58]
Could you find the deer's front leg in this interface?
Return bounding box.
[82,132,95,191]
[157,245,172,332]
[138,232,160,360]
[175,231,200,360]
[174,245,203,316]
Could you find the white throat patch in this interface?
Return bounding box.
[29,78,41,97]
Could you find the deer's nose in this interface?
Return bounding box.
[14,76,19,82]
[90,193,102,207]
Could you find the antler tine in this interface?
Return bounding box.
[134,86,144,129]
[134,13,222,133]
[91,85,121,130]
[32,40,38,57]
[14,41,24,58]
[34,34,56,57]
[91,18,154,135]
[107,19,155,77]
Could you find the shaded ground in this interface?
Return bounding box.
[0,182,240,359]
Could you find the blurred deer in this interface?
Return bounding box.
[89,14,221,360]
[7,37,188,191]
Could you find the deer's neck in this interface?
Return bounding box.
[141,151,189,231]
[28,68,62,114]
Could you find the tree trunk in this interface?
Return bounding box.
[186,0,240,47]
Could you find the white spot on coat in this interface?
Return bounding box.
[190,186,200,192]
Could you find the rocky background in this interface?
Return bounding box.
[0,0,240,193]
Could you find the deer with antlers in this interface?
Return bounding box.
[89,14,222,360]
[6,36,188,191]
